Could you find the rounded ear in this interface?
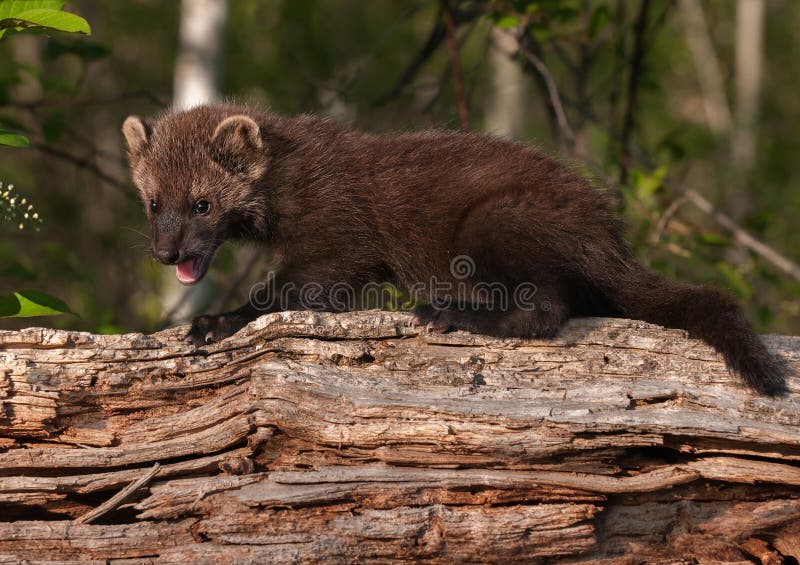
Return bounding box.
[212,115,262,151]
[210,115,266,177]
[122,116,151,158]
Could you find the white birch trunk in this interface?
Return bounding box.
[729,0,764,220]
[484,28,528,140]
[173,0,228,111]
[732,0,764,171]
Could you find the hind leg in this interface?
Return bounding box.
[413,284,570,339]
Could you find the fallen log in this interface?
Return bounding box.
[0,310,798,563]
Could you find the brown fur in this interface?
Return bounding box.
[123,104,788,395]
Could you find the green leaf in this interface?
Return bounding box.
[697,232,729,247]
[589,5,611,38]
[0,1,65,19]
[530,26,550,42]
[0,8,90,34]
[0,129,29,146]
[524,4,539,15]
[634,166,667,198]
[495,16,519,29]
[0,289,74,317]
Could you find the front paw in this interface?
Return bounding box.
[185,314,244,347]
[412,304,451,333]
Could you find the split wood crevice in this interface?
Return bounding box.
[1,311,799,563]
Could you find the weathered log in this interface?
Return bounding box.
[0,310,798,563]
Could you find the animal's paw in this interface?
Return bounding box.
[412,304,452,333]
[185,313,246,347]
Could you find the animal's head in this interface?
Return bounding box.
[122,107,269,284]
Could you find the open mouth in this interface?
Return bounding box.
[175,248,217,285]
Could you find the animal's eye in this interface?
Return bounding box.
[193,200,210,216]
[149,200,157,213]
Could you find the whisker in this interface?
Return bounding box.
[121,225,150,239]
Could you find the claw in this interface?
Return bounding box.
[185,311,252,348]
[425,321,449,333]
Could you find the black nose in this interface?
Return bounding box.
[155,247,180,264]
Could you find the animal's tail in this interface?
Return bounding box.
[592,258,788,395]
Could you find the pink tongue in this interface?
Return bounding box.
[176,258,197,284]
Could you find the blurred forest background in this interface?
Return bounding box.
[1,0,799,336]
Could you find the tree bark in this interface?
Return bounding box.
[1,311,799,563]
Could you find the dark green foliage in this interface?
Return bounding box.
[0,0,797,334]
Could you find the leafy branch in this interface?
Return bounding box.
[0,0,87,318]
[0,0,91,148]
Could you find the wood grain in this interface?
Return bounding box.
[1,310,798,562]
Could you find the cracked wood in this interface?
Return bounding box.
[0,311,799,563]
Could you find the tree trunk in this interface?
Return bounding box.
[173,0,227,111]
[678,0,733,136]
[484,28,527,140]
[730,0,765,221]
[1,311,799,563]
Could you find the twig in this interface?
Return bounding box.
[419,65,451,117]
[679,187,800,281]
[652,194,687,243]
[526,50,575,150]
[547,38,579,76]
[551,97,800,283]
[76,463,161,524]
[493,5,799,283]
[6,90,169,111]
[569,0,594,161]
[442,0,470,129]
[494,29,574,146]
[31,142,130,192]
[619,0,652,185]
[604,0,628,163]
[465,26,492,111]
[419,21,480,119]
[372,9,446,107]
